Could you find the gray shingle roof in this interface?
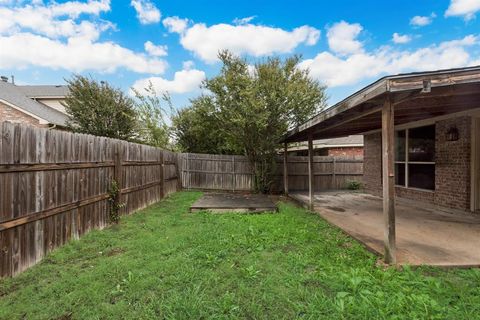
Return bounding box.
[17,85,69,98]
[288,135,363,151]
[0,81,68,126]
[314,135,363,146]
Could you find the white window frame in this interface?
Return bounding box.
[394,125,436,191]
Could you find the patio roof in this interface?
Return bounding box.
[283,65,480,143]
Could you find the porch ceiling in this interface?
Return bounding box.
[284,66,480,143]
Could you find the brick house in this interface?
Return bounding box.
[282,66,480,263]
[283,135,363,157]
[363,116,475,211]
[0,77,68,128]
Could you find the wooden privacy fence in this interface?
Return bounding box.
[0,122,180,278]
[182,153,254,191]
[181,152,363,192]
[274,155,363,192]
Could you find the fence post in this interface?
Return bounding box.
[114,142,124,214]
[232,156,236,192]
[176,153,182,191]
[186,153,190,190]
[283,142,289,195]
[159,151,165,199]
[308,134,314,210]
[332,157,336,189]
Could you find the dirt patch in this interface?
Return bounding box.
[55,312,73,320]
[106,247,125,257]
[281,244,296,253]
[326,206,346,212]
[301,279,334,296]
[340,241,352,248]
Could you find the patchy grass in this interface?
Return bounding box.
[1,191,479,319]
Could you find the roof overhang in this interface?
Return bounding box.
[283,66,480,143]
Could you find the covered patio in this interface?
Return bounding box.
[290,191,480,266]
[282,66,480,265]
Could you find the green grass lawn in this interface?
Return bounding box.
[1,191,479,319]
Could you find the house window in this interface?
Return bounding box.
[394,124,435,191]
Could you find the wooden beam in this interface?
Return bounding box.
[283,142,289,195]
[382,93,396,264]
[308,134,314,210]
[0,193,110,231]
[0,161,114,173]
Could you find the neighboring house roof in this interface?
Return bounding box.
[0,81,68,126]
[287,135,363,152]
[17,85,69,98]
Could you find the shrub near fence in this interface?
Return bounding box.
[181,153,363,192]
[0,122,180,278]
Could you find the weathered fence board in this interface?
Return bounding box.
[0,122,180,278]
[180,153,363,192]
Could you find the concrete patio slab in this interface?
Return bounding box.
[190,193,278,213]
[290,191,480,267]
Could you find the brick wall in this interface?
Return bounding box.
[395,186,434,204]
[434,116,471,210]
[363,116,473,211]
[328,147,364,157]
[0,102,47,127]
[363,132,382,196]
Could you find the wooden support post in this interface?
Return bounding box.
[159,151,165,199]
[308,134,314,210]
[382,94,396,264]
[283,142,289,195]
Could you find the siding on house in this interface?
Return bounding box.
[37,98,67,114]
[363,116,472,211]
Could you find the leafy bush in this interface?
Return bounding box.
[347,180,362,190]
[107,179,124,223]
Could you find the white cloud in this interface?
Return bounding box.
[132,68,206,94]
[144,41,167,56]
[182,60,195,70]
[233,16,256,25]
[326,21,363,55]
[173,22,320,63]
[410,13,436,27]
[131,0,160,25]
[0,0,167,74]
[162,16,189,34]
[445,0,480,20]
[392,33,412,44]
[0,0,112,40]
[300,35,479,87]
[0,32,167,74]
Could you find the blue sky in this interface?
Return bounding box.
[1,0,480,110]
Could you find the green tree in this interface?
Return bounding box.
[63,75,137,140]
[173,51,328,192]
[132,81,172,149]
[172,95,241,154]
